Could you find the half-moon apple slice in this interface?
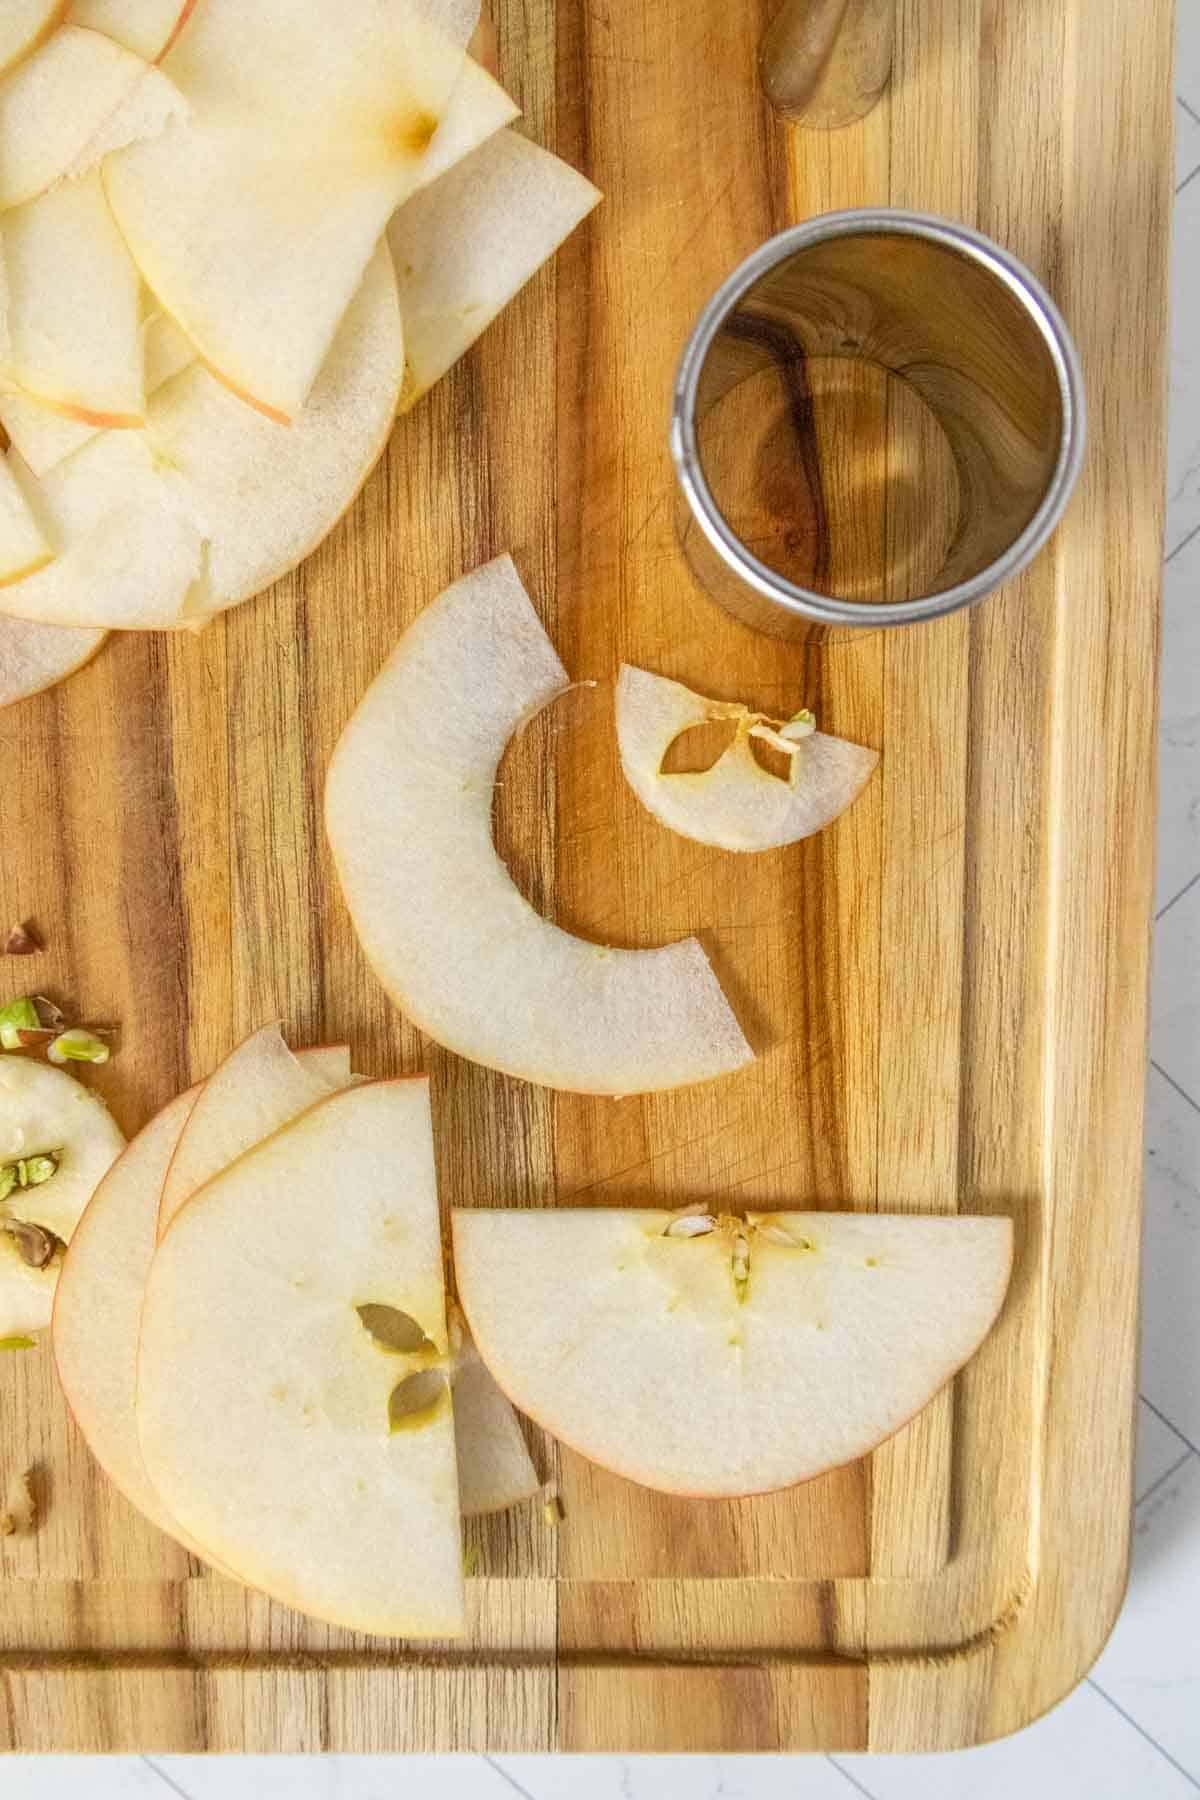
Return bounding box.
[452,1207,1013,1496]
[53,1045,349,1551]
[138,1079,465,1637]
[325,555,753,1094]
[616,666,879,852]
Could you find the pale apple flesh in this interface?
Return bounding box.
[0,26,173,211]
[0,1053,125,1336]
[325,556,753,1094]
[138,1080,465,1637]
[616,665,880,853]
[0,0,71,79]
[70,0,198,64]
[0,614,107,710]
[1,173,145,428]
[0,453,53,585]
[452,1207,1013,1496]
[157,1024,349,1238]
[104,0,465,421]
[449,1304,539,1516]
[53,1043,349,1555]
[390,128,600,410]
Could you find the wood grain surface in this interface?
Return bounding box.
[0,0,1172,1753]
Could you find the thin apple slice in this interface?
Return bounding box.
[0,1054,125,1337]
[325,556,752,1094]
[53,1042,351,1550]
[0,615,106,709]
[390,129,600,409]
[616,666,879,852]
[0,1,70,79]
[414,55,518,195]
[148,241,403,619]
[449,1305,539,1516]
[70,0,197,63]
[52,1086,211,1549]
[0,26,167,210]
[142,310,195,394]
[0,438,206,629]
[0,311,196,479]
[104,0,464,420]
[0,389,100,478]
[1,174,144,428]
[157,1026,350,1238]
[0,453,53,584]
[139,1080,465,1637]
[454,1207,1013,1497]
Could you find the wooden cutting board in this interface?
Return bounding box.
[0,0,1172,1753]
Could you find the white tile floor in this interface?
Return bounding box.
[5,14,1200,1799]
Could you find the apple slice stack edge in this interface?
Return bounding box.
[0,0,600,706]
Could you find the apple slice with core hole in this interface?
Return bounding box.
[0,1,70,78]
[325,555,753,1094]
[0,27,173,210]
[0,615,106,709]
[1,174,145,428]
[158,1026,351,1239]
[0,1054,125,1336]
[70,0,198,63]
[53,1044,349,1551]
[390,129,600,410]
[448,1304,539,1516]
[0,437,206,629]
[138,1079,465,1637]
[616,666,879,852]
[453,1207,1013,1496]
[0,454,53,585]
[104,0,463,420]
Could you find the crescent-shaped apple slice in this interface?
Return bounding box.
[453,1207,1013,1496]
[0,453,53,586]
[138,1080,465,1637]
[616,666,879,852]
[1,1054,125,1337]
[325,556,754,1095]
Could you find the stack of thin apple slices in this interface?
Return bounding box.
[0,0,599,705]
[52,1024,538,1631]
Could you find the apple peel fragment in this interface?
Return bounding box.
[616,666,879,852]
[453,1207,1013,1496]
[325,555,754,1094]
